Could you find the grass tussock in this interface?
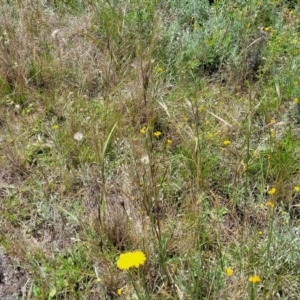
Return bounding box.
[1,0,300,299]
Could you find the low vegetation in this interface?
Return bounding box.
[0,0,300,299]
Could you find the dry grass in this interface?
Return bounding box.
[1,1,300,299]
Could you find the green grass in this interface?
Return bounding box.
[1,0,300,299]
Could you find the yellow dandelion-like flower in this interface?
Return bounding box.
[95,278,101,283]
[264,27,270,31]
[156,67,163,73]
[198,106,204,112]
[223,140,231,146]
[249,275,261,283]
[53,124,59,130]
[117,289,122,296]
[167,139,172,144]
[269,118,275,124]
[294,98,299,104]
[226,267,233,277]
[140,127,147,134]
[267,201,275,208]
[268,188,276,195]
[294,186,300,192]
[117,251,146,270]
[258,231,263,235]
[270,129,276,137]
[153,131,162,137]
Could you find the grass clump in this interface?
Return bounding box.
[1,0,300,299]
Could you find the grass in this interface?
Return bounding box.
[1,0,300,299]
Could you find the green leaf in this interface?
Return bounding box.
[49,287,57,298]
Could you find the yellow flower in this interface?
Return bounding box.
[53,124,59,130]
[264,27,270,31]
[258,231,263,235]
[156,67,163,73]
[294,186,300,192]
[267,201,275,208]
[249,275,261,283]
[95,278,101,283]
[117,251,146,270]
[167,139,173,144]
[223,140,231,146]
[268,188,276,195]
[294,98,299,104]
[117,289,122,296]
[270,129,276,137]
[198,106,204,112]
[226,267,233,277]
[153,131,162,137]
[140,127,147,134]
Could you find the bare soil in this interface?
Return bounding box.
[0,247,28,300]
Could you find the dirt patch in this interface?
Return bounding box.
[0,247,29,300]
